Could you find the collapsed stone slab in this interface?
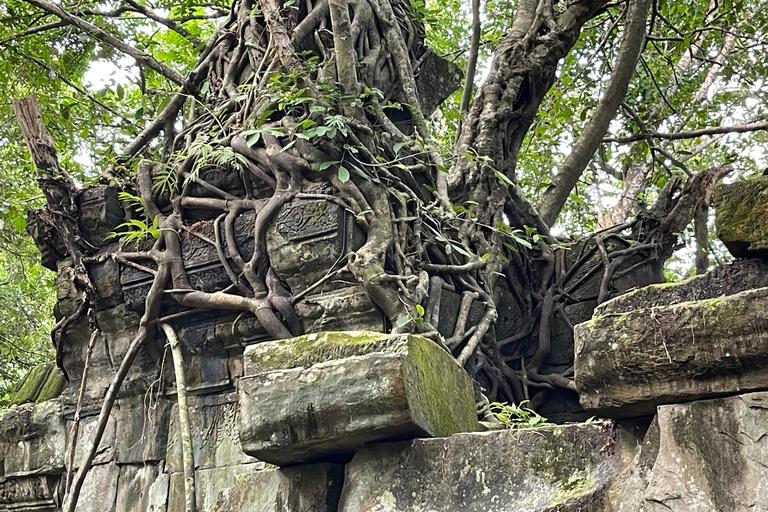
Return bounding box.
[238,331,479,466]
[575,285,768,417]
[714,176,768,257]
[607,391,768,511]
[338,424,621,512]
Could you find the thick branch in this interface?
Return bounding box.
[537,0,651,227]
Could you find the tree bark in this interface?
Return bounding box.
[537,0,651,227]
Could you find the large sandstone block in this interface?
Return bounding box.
[608,392,768,511]
[575,285,768,417]
[714,176,768,257]
[238,331,478,466]
[0,400,67,476]
[338,424,622,512]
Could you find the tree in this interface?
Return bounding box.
[3,0,768,508]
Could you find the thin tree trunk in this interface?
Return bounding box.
[161,323,197,512]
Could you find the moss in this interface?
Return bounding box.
[35,365,67,402]
[244,331,409,374]
[10,363,53,406]
[401,334,478,436]
[714,177,768,255]
[548,471,596,507]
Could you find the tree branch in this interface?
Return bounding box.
[603,120,768,143]
[537,0,651,227]
[21,0,185,85]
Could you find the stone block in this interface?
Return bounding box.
[74,462,118,512]
[575,285,768,417]
[114,396,171,464]
[607,392,768,511]
[338,424,622,511]
[76,185,124,248]
[90,257,124,310]
[166,393,258,473]
[9,362,66,406]
[66,410,116,469]
[0,474,60,511]
[115,463,167,512]
[210,463,344,512]
[238,331,478,466]
[0,401,66,476]
[714,176,768,257]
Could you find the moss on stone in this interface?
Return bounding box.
[10,363,52,406]
[243,331,411,375]
[714,177,768,256]
[36,365,67,402]
[401,334,479,436]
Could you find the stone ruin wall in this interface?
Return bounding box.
[2,176,768,511]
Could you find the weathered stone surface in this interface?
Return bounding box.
[0,474,60,511]
[607,392,768,511]
[114,396,171,463]
[414,51,462,116]
[209,463,344,512]
[74,462,118,512]
[115,464,166,512]
[76,185,125,248]
[575,286,768,417]
[0,401,66,476]
[66,410,116,469]
[239,331,479,465]
[593,258,768,316]
[9,362,67,406]
[714,176,768,257]
[169,462,341,512]
[166,393,258,472]
[339,424,622,512]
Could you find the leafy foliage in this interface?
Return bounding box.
[489,401,555,429]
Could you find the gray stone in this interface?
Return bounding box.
[575,286,768,417]
[90,257,125,310]
[76,185,125,248]
[74,462,118,512]
[238,331,479,466]
[114,396,171,463]
[714,176,768,257]
[338,424,623,512]
[267,198,365,293]
[66,411,116,469]
[115,464,166,512]
[0,474,60,511]
[607,392,768,511]
[167,462,267,512]
[166,393,258,473]
[414,51,463,116]
[210,463,344,512]
[0,401,66,476]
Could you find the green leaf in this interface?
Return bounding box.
[415,304,425,317]
[337,166,350,183]
[318,160,340,171]
[395,313,410,327]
